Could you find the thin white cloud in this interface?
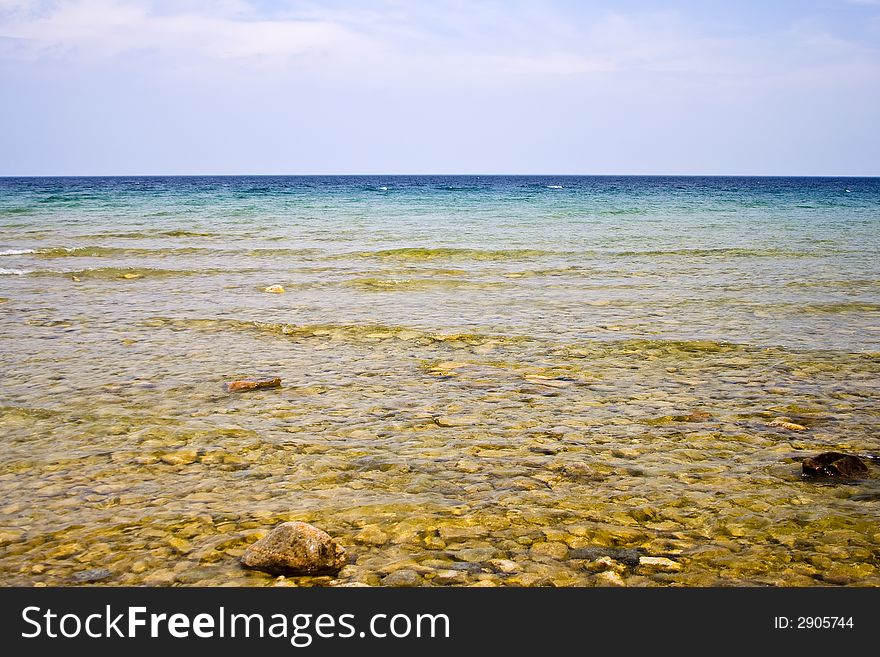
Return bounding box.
[0,0,877,90]
[0,0,370,60]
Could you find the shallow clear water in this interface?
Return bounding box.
[1,175,878,586]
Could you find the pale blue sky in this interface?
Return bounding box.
[1,0,879,175]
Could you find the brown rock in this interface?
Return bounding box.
[227,377,282,393]
[241,522,346,575]
[802,452,869,478]
[770,417,808,431]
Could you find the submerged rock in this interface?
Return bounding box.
[488,558,520,574]
[569,547,642,568]
[355,525,389,546]
[241,522,346,576]
[227,377,282,393]
[595,570,626,587]
[381,569,424,587]
[638,556,682,572]
[434,415,479,427]
[71,568,112,583]
[433,569,468,585]
[802,452,869,478]
[770,417,808,431]
[159,449,199,466]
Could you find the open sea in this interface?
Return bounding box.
[0,175,878,586]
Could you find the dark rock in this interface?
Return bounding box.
[71,568,113,583]
[227,377,282,393]
[569,547,642,568]
[802,452,869,478]
[241,522,346,575]
[447,562,484,573]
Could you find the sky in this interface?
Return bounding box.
[0,0,879,175]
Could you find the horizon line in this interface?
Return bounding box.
[2,173,879,179]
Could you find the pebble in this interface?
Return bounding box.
[167,536,193,554]
[438,526,488,541]
[49,543,82,559]
[159,450,199,466]
[423,535,446,550]
[590,557,626,574]
[770,418,807,431]
[334,582,372,587]
[595,570,626,587]
[452,547,498,563]
[381,569,424,587]
[569,547,641,567]
[530,541,569,560]
[455,459,481,473]
[71,568,113,583]
[489,559,521,573]
[143,571,176,586]
[227,377,282,392]
[355,525,389,546]
[447,562,483,573]
[433,569,468,585]
[436,361,468,371]
[435,415,480,427]
[638,556,682,572]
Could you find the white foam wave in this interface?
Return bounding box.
[0,248,35,256]
[0,267,31,275]
[546,185,563,189]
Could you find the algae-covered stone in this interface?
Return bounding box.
[241,522,346,575]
